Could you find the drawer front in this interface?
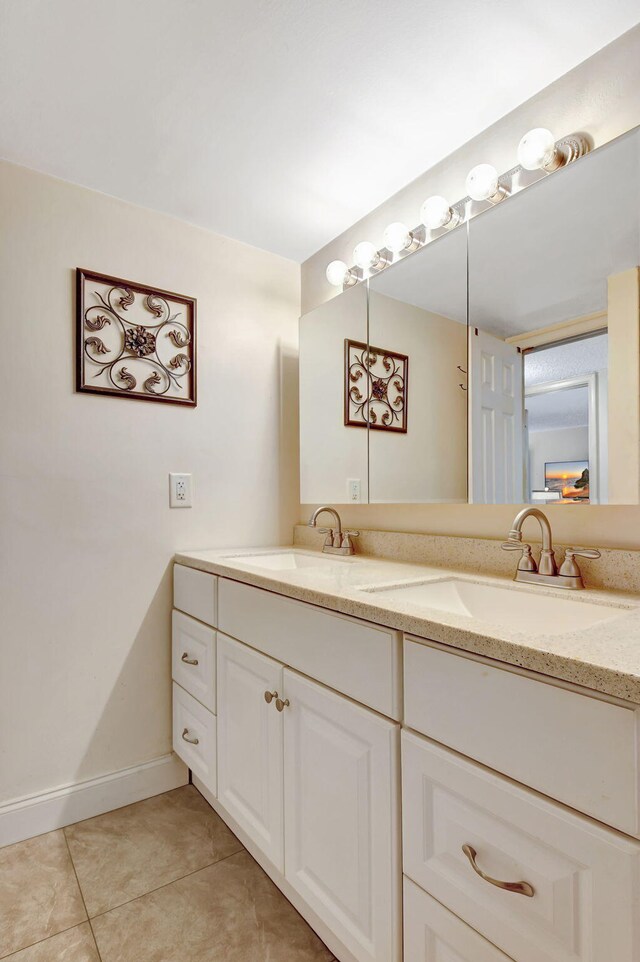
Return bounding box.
[402,730,640,962]
[172,611,216,712]
[218,578,401,718]
[173,564,217,627]
[173,682,217,794]
[404,637,640,834]
[404,877,514,962]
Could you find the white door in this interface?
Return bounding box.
[469,328,523,503]
[283,670,401,962]
[216,633,284,870]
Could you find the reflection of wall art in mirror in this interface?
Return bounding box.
[76,268,197,406]
[344,339,408,432]
[544,460,589,503]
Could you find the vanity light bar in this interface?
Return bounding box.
[325,127,591,288]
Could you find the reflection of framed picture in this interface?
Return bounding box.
[344,339,408,432]
[544,460,589,501]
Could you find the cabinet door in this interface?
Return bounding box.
[216,633,284,870]
[283,670,401,962]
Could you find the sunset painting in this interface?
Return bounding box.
[544,460,590,502]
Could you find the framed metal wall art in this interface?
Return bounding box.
[76,269,197,406]
[344,339,408,432]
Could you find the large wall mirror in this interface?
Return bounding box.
[300,125,640,507]
[469,126,640,505]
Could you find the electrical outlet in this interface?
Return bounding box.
[169,473,192,508]
[347,479,361,503]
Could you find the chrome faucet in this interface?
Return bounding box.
[307,506,359,556]
[502,507,600,590]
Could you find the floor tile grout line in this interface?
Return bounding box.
[87,844,245,922]
[61,831,104,962]
[0,921,92,961]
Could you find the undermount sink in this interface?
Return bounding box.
[359,577,633,634]
[219,550,352,571]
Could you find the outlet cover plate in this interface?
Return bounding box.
[169,473,192,508]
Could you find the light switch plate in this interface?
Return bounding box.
[169,473,192,508]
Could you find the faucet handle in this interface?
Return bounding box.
[316,527,334,548]
[501,541,537,572]
[341,530,360,551]
[560,547,601,577]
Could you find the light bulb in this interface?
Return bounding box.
[383,221,420,254]
[517,128,559,171]
[353,241,380,270]
[466,163,507,203]
[420,195,459,230]
[326,260,349,287]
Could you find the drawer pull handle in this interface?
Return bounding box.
[181,652,199,666]
[264,690,278,704]
[462,844,534,898]
[181,728,199,745]
[275,697,290,712]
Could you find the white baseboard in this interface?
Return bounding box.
[0,753,189,847]
[192,775,355,962]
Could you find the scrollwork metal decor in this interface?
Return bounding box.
[76,269,197,406]
[344,339,408,432]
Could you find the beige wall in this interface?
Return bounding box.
[0,161,300,804]
[300,25,640,549]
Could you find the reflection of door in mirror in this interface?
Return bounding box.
[299,283,368,504]
[524,333,608,505]
[469,126,640,505]
[368,228,468,504]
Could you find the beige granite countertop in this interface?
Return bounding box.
[174,545,640,706]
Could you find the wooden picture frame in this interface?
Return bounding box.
[76,268,197,406]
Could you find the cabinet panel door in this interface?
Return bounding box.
[404,877,514,962]
[216,634,284,870]
[283,670,401,962]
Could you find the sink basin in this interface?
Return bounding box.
[359,577,633,634]
[220,550,350,571]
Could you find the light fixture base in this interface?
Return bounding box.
[555,134,591,168]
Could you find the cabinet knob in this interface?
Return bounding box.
[181,728,199,746]
[461,844,534,897]
[181,652,199,666]
[275,697,290,712]
[264,690,278,704]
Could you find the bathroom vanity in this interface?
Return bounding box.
[170,544,640,962]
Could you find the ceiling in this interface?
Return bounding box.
[524,334,607,431]
[1,2,639,262]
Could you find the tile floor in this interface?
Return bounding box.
[0,785,334,961]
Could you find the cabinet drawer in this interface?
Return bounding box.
[218,578,401,718]
[173,564,217,626]
[404,637,640,834]
[402,730,640,962]
[404,877,513,962]
[172,683,216,794]
[172,611,216,712]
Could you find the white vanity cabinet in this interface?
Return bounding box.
[173,561,640,962]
